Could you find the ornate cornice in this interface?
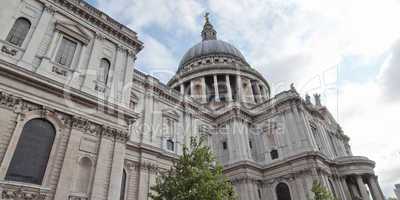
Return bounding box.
[0,182,50,200]
[230,175,262,185]
[46,0,143,51]
[0,59,140,124]
[0,88,129,142]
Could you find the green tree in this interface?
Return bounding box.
[311,181,336,200]
[149,137,236,200]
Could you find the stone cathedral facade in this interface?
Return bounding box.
[0,0,386,200]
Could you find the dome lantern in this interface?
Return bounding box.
[201,12,217,41]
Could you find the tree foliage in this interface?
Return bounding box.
[149,137,236,200]
[311,181,336,200]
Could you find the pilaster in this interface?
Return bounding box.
[81,33,104,93]
[90,129,114,200]
[54,118,87,200]
[107,138,127,200]
[367,175,384,200]
[355,175,369,200]
[18,4,55,70]
[109,45,126,104]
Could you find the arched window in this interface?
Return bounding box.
[6,119,55,184]
[166,139,175,152]
[74,157,92,193]
[98,58,111,84]
[276,182,292,200]
[270,149,279,160]
[6,17,31,47]
[120,170,127,200]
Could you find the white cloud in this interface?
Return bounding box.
[379,39,400,103]
[96,0,204,34]
[332,80,400,197]
[208,0,400,88]
[135,35,177,83]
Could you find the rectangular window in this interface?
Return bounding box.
[55,37,77,67]
[166,139,175,152]
[222,141,228,150]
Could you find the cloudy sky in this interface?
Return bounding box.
[88,0,400,197]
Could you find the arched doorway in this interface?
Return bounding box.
[276,182,292,200]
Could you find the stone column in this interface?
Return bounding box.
[82,34,104,92]
[337,177,351,200]
[53,122,82,200]
[107,137,127,200]
[367,175,384,200]
[201,77,207,103]
[121,50,136,107]
[225,75,233,101]
[18,5,55,70]
[213,75,220,102]
[137,166,150,200]
[91,132,114,200]
[356,175,369,200]
[180,84,185,95]
[254,81,262,103]
[190,80,195,99]
[109,46,126,104]
[246,79,255,103]
[236,75,243,102]
[43,31,60,60]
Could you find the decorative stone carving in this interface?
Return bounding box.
[1,46,17,56]
[314,94,321,106]
[95,33,105,41]
[68,194,88,200]
[52,66,68,76]
[305,94,311,104]
[1,188,46,200]
[94,83,106,93]
[51,0,143,50]
[44,3,56,15]
[124,160,138,171]
[139,161,159,174]
[0,91,22,111]
[72,117,90,131]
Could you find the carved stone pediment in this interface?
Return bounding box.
[162,109,179,121]
[55,21,91,45]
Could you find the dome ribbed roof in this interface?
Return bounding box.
[178,39,247,70]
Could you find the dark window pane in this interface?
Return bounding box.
[6,18,31,47]
[5,119,55,184]
[276,183,292,200]
[56,37,77,67]
[167,139,174,151]
[270,149,279,160]
[222,141,228,150]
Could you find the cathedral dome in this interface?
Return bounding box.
[168,13,271,106]
[178,39,247,70]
